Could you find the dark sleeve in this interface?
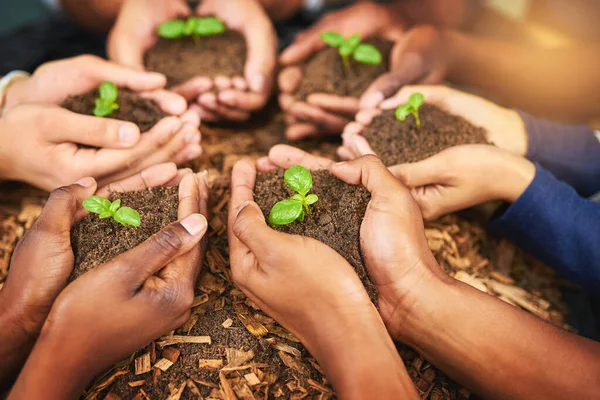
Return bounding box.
[488,164,600,293]
[519,110,600,197]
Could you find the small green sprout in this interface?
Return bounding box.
[321,32,382,69]
[395,93,425,129]
[269,166,319,226]
[158,16,226,43]
[93,81,119,118]
[82,196,141,227]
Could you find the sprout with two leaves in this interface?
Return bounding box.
[395,93,425,129]
[158,16,226,43]
[320,32,382,69]
[82,196,141,227]
[269,166,319,226]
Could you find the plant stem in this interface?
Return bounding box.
[192,34,199,44]
[414,112,421,129]
[342,55,350,70]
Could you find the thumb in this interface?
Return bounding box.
[359,52,426,108]
[89,56,166,91]
[388,155,448,189]
[107,27,148,71]
[113,213,208,285]
[232,201,280,258]
[243,22,278,94]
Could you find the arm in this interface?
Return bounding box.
[59,0,124,32]
[489,165,600,292]
[519,111,600,196]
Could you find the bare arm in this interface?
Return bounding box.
[59,0,124,32]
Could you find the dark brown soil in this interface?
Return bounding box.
[254,169,377,303]
[62,88,167,133]
[362,105,491,166]
[145,30,246,87]
[294,38,393,101]
[70,186,178,281]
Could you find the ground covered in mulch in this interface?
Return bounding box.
[362,106,490,166]
[0,111,569,400]
[145,30,246,87]
[294,39,393,101]
[63,89,167,133]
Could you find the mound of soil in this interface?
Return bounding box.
[145,30,246,87]
[70,186,178,280]
[362,105,490,166]
[294,38,393,101]
[254,169,377,303]
[62,88,167,133]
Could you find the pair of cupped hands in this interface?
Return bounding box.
[2,146,440,399]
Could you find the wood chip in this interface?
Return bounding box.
[232,380,255,400]
[199,359,224,369]
[157,335,211,347]
[135,353,151,375]
[219,371,238,400]
[277,351,309,376]
[244,373,261,386]
[128,380,146,388]
[153,358,174,372]
[165,381,186,400]
[163,347,181,363]
[233,302,268,338]
[192,293,210,307]
[222,318,233,328]
[226,348,254,368]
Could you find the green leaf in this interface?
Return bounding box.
[297,210,305,222]
[83,196,111,215]
[269,199,303,226]
[113,207,141,227]
[395,104,412,121]
[158,19,186,39]
[184,17,200,36]
[99,211,113,219]
[353,44,382,65]
[99,81,118,102]
[196,16,226,36]
[284,165,313,195]
[408,93,424,110]
[109,199,121,213]
[291,194,303,202]
[347,34,361,50]
[305,194,318,205]
[321,31,345,48]
[339,41,353,57]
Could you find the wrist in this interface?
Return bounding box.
[493,156,536,203]
[0,72,31,115]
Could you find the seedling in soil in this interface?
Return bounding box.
[320,32,382,69]
[82,196,141,227]
[93,81,119,118]
[269,166,319,226]
[395,93,425,129]
[158,16,226,43]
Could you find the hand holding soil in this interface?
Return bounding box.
[8,172,209,399]
[228,159,419,400]
[278,2,404,140]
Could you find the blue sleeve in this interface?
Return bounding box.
[488,165,600,293]
[520,111,600,197]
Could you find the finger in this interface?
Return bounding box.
[336,145,356,161]
[112,213,207,286]
[189,103,219,122]
[342,121,364,139]
[278,66,303,94]
[387,155,448,189]
[380,85,445,110]
[171,77,214,101]
[360,53,426,109]
[140,90,187,116]
[280,31,324,66]
[267,144,333,170]
[96,162,178,197]
[171,141,203,165]
[180,109,201,128]
[91,60,167,92]
[35,178,98,233]
[355,109,382,125]
[228,160,257,253]
[285,123,319,141]
[330,155,408,201]
[107,28,148,70]
[197,92,218,110]
[307,94,360,116]
[256,156,278,172]
[232,76,248,91]
[231,201,279,258]
[47,107,141,149]
[218,90,267,112]
[214,76,233,90]
[197,95,251,121]
[243,19,277,95]
[279,93,295,111]
[288,102,349,132]
[344,134,377,158]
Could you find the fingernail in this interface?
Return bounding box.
[185,129,196,143]
[248,72,264,92]
[119,124,139,144]
[335,161,347,167]
[75,177,95,187]
[145,72,166,84]
[186,144,203,160]
[361,91,384,108]
[181,214,207,235]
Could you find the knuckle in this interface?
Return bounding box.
[149,227,184,256]
[74,54,101,66]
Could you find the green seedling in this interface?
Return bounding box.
[93,81,119,118]
[158,16,226,43]
[395,93,425,129]
[321,32,382,69]
[82,196,141,227]
[269,166,319,226]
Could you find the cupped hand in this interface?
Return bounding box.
[9,171,209,399]
[189,0,277,122]
[0,163,189,387]
[339,84,528,160]
[256,145,447,341]
[278,2,405,140]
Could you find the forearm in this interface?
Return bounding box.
[308,309,418,399]
[0,299,36,390]
[60,0,125,32]
[398,278,600,400]
[445,30,600,121]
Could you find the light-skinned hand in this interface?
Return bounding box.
[278,2,405,140]
[8,170,209,400]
